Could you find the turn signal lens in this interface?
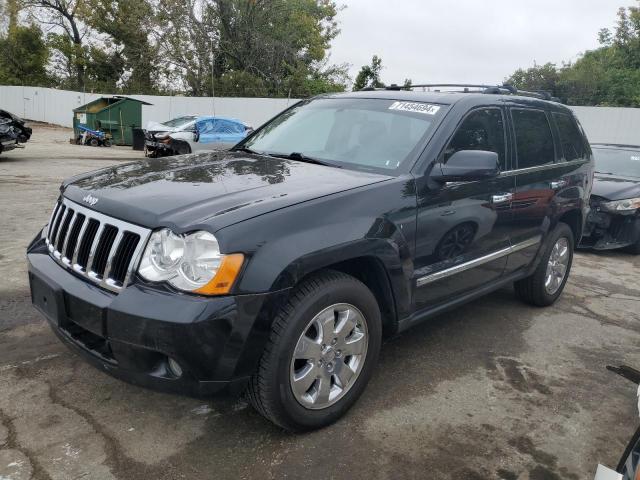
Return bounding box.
[194,254,244,295]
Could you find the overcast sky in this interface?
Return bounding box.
[330,0,623,86]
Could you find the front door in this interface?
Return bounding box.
[413,107,515,310]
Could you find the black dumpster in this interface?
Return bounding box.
[132,128,145,151]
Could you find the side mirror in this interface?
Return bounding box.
[193,126,200,142]
[431,150,500,183]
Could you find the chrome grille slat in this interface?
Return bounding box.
[102,230,124,281]
[44,198,151,293]
[49,204,67,251]
[60,211,79,264]
[46,202,61,240]
[54,208,74,258]
[86,223,106,278]
[71,215,90,266]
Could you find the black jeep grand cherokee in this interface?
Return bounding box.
[27,86,593,431]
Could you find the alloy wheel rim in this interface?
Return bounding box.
[289,303,368,410]
[545,237,570,295]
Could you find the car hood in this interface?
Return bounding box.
[592,174,640,201]
[145,121,177,133]
[62,152,392,231]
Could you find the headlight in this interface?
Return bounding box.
[601,197,640,212]
[138,228,244,295]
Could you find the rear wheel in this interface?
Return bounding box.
[514,223,574,306]
[89,138,99,147]
[246,270,381,432]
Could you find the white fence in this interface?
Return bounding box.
[1,86,639,145]
[0,86,299,129]
[571,106,640,145]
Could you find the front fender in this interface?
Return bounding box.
[215,177,418,319]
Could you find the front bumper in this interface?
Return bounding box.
[144,139,174,156]
[27,237,286,397]
[580,209,640,250]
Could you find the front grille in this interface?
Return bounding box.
[45,197,151,293]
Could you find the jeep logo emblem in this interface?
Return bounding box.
[82,194,99,206]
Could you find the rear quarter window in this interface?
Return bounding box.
[553,113,587,162]
[511,109,555,169]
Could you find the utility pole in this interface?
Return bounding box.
[211,39,216,116]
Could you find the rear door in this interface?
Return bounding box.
[505,107,587,272]
[413,106,516,309]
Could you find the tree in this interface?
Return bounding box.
[87,0,158,93]
[152,0,346,97]
[506,2,640,107]
[0,24,51,86]
[23,0,88,89]
[353,55,384,90]
[505,62,560,95]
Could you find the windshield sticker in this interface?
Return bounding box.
[631,155,640,161]
[388,102,440,115]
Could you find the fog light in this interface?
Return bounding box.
[167,357,183,378]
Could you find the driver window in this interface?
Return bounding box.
[443,108,506,168]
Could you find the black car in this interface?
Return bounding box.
[581,144,640,254]
[0,108,32,155]
[27,85,594,431]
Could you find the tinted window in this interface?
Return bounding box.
[243,98,444,173]
[553,113,586,161]
[443,108,506,168]
[512,109,555,169]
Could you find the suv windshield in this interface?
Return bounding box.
[241,98,445,173]
[593,147,640,178]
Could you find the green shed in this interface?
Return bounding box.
[73,96,152,146]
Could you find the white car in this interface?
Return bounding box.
[144,115,253,157]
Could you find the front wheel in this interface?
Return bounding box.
[514,223,574,306]
[246,270,381,432]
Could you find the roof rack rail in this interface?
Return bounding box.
[365,83,562,103]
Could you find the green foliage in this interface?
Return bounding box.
[86,0,157,93]
[506,2,640,106]
[506,62,559,94]
[0,24,51,86]
[353,55,384,91]
[13,0,347,97]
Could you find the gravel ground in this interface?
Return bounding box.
[1,124,639,480]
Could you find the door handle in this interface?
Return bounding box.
[550,180,567,190]
[491,193,513,204]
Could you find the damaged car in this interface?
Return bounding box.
[581,144,640,254]
[145,115,252,157]
[0,108,32,155]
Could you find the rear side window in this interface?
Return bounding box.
[511,109,555,169]
[553,113,586,161]
[443,108,506,169]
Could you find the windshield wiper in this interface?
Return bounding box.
[270,152,342,168]
[233,146,263,155]
[595,171,616,175]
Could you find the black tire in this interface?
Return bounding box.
[514,222,574,307]
[89,138,99,147]
[246,270,382,432]
[103,139,112,147]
